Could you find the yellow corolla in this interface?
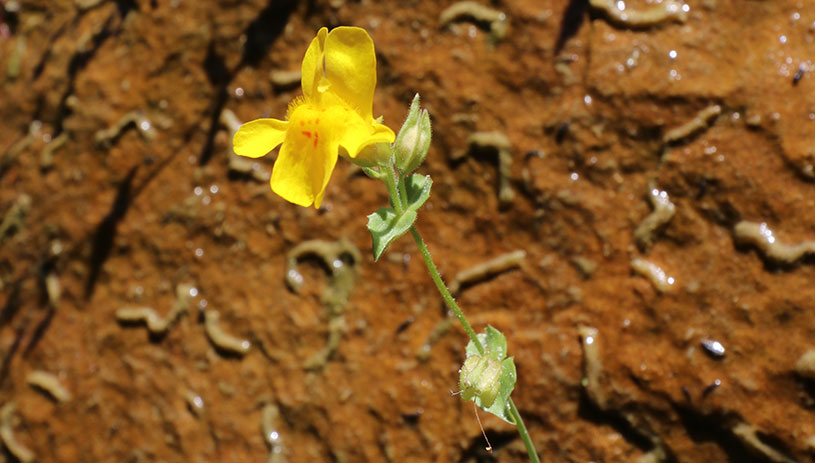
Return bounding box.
[233,26,395,208]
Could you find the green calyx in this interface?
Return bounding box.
[460,353,502,408]
[461,326,518,424]
[393,94,431,175]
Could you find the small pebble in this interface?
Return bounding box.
[795,350,815,379]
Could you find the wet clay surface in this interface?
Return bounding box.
[2,1,815,462]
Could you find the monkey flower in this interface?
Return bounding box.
[233,26,395,208]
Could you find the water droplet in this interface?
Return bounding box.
[287,269,304,286]
[189,287,199,297]
[139,120,152,131]
[195,248,204,258]
[585,335,595,345]
[759,222,775,244]
[570,172,579,181]
[669,50,677,59]
[583,94,593,105]
[194,186,203,196]
[209,184,219,194]
[779,35,787,44]
[234,87,244,97]
[616,0,625,10]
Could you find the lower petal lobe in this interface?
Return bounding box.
[233,118,289,158]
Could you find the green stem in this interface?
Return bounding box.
[382,167,404,215]
[397,175,410,210]
[509,399,540,463]
[408,225,482,354]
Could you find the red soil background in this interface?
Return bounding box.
[1,0,815,462]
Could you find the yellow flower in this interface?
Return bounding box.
[233,26,395,208]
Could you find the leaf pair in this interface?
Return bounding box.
[366,173,432,260]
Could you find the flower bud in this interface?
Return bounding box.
[459,354,502,408]
[393,94,432,174]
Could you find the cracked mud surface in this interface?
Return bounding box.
[1,1,815,462]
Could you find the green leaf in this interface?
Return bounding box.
[403,174,432,212]
[465,325,508,362]
[365,174,431,261]
[464,326,517,424]
[366,207,417,261]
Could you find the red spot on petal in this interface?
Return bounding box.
[299,121,304,126]
[314,133,319,148]
[301,131,312,138]
[315,118,320,124]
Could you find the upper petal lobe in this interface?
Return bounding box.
[323,27,377,121]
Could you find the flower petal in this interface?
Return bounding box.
[324,27,377,121]
[341,121,395,159]
[324,106,395,159]
[270,117,339,208]
[233,118,289,158]
[301,27,327,100]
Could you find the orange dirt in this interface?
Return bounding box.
[1,0,815,462]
